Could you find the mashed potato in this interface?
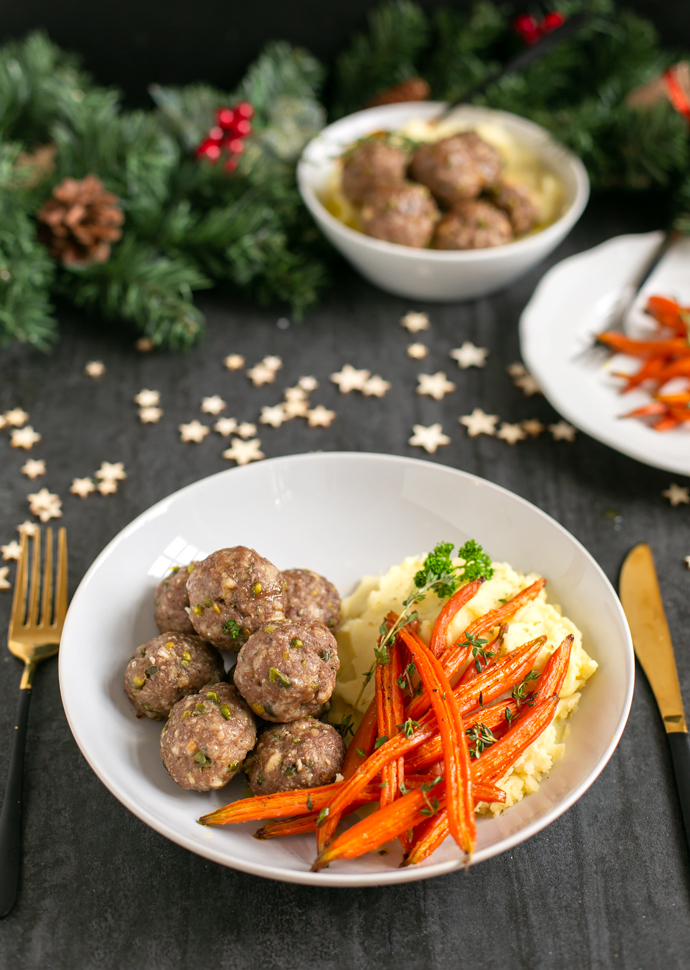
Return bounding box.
[333,556,597,814]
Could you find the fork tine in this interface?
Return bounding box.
[26,529,42,628]
[40,528,53,629]
[53,528,68,629]
[9,532,29,637]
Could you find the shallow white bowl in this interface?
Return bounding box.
[297,102,590,302]
[60,453,632,887]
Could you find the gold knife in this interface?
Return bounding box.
[620,543,690,847]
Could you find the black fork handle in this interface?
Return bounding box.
[0,688,32,918]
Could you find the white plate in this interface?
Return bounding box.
[59,453,633,887]
[521,231,690,475]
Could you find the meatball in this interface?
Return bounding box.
[433,199,513,250]
[487,180,539,235]
[124,632,225,720]
[160,683,256,791]
[410,132,502,206]
[247,718,345,796]
[341,140,409,205]
[234,619,339,723]
[283,568,341,630]
[154,563,197,635]
[187,546,287,651]
[360,182,439,248]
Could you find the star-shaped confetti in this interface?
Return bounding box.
[450,342,488,369]
[10,426,41,450]
[139,406,163,424]
[179,420,210,443]
[260,405,289,428]
[0,415,5,430]
[27,488,62,523]
[135,337,155,353]
[134,389,160,408]
[362,375,391,398]
[0,567,11,591]
[246,363,276,387]
[514,373,542,397]
[84,360,106,379]
[497,422,527,444]
[21,459,46,479]
[409,423,450,454]
[1,541,22,561]
[214,417,238,437]
[307,406,336,428]
[95,462,127,482]
[685,555,690,569]
[522,419,545,437]
[17,521,38,537]
[283,398,309,418]
[222,438,265,466]
[97,479,118,496]
[663,484,690,507]
[331,365,371,394]
[70,477,96,498]
[224,354,245,371]
[4,408,30,427]
[298,376,319,392]
[459,409,499,437]
[263,356,283,373]
[549,421,576,442]
[417,372,456,401]
[237,422,257,439]
[284,386,307,402]
[201,395,226,415]
[407,343,428,360]
[507,362,527,379]
[401,312,430,333]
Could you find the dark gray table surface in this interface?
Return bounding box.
[0,193,689,970]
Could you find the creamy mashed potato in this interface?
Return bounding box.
[333,556,597,814]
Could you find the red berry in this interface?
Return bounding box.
[208,125,224,142]
[227,138,245,155]
[216,108,235,129]
[196,139,222,161]
[514,13,542,43]
[224,157,239,172]
[229,118,252,138]
[541,11,566,32]
[235,101,254,120]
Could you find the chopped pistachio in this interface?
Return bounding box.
[132,674,147,690]
[293,737,301,743]
[180,650,191,667]
[269,667,291,688]
[193,604,204,616]
[145,665,158,677]
[205,691,219,703]
[203,598,212,608]
[284,765,296,776]
[263,702,276,718]
[170,566,180,574]
[252,703,266,716]
[138,647,146,657]
[143,703,152,712]
[165,641,174,648]
[251,582,262,596]
[265,626,275,634]
[195,703,206,715]
[219,704,232,720]
[257,772,264,785]
[290,637,303,649]
[181,710,191,720]
[319,650,331,662]
[194,749,210,765]
[212,603,221,614]
[228,761,239,773]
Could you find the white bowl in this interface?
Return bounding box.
[297,102,590,301]
[60,452,632,887]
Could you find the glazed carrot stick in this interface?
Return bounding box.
[429,577,486,658]
[376,639,405,808]
[597,333,690,358]
[199,782,380,826]
[254,788,380,839]
[341,698,378,779]
[457,623,507,685]
[473,695,559,784]
[645,295,688,336]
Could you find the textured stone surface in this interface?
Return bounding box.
[0,192,689,968]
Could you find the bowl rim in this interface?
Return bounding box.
[297,101,590,262]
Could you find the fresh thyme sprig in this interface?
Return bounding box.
[420,775,444,816]
[466,722,497,759]
[511,670,539,710]
[461,630,495,673]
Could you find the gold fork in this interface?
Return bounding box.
[0,528,68,918]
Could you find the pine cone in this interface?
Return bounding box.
[37,175,124,266]
[367,77,431,108]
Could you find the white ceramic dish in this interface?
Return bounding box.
[59,452,633,887]
[521,231,690,476]
[297,102,589,302]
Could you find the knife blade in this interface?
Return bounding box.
[620,543,690,848]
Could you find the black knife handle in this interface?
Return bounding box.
[0,688,32,918]
[667,731,690,853]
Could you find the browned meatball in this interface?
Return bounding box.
[487,180,539,235]
[234,620,339,723]
[124,632,225,720]
[360,182,439,248]
[247,718,345,796]
[341,140,409,205]
[160,683,256,791]
[187,546,287,651]
[410,133,502,205]
[283,569,341,630]
[433,199,513,250]
[154,563,197,635]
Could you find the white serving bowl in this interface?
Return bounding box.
[297,102,590,301]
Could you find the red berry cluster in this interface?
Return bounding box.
[195,101,254,172]
[514,11,566,45]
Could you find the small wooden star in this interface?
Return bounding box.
[331,365,371,394]
[97,479,118,496]
[84,360,106,379]
[514,373,542,397]
[21,459,46,479]
[459,409,499,437]
[1,541,22,561]
[260,405,289,428]
[298,376,319,392]
[401,312,430,333]
[409,424,450,454]
[407,343,428,360]
[283,398,309,418]
[214,417,238,437]
[237,422,257,439]
[417,372,456,401]
[4,408,30,427]
[27,488,62,523]
[497,422,527,444]
[663,484,690,507]
[70,477,96,498]
[0,567,11,591]
[224,354,245,371]
[134,389,160,408]
[450,342,488,369]
[11,426,41,450]
[95,462,127,482]
[522,419,545,437]
[201,395,226,415]
[246,363,276,387]
[362,375,391,398]
[262,356,283,373]
[222,438,265,466]
[134,337,155,353]
[507,362,527,379]
[139,406,163,424]
[0,415,5,430]
[549,421,576,442]
[17,521,39,537]
[179,420,210,443]
[685,555,690,569]
[284,387,308,403]
[307,405,336,428]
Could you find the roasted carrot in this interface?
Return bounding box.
[597,332,690,358]
[341,698,378,779]
[376,639,405,808]
[457,623,507,685]
[473,695,559,784]
[645,295,688,336]
[199,782,380,826]
[429,576,486,658]
[254,788,380,839]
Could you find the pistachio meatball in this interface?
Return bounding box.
[154,563,197,635]
[433,199,513,250]
[124,632,225,719]
[487,180,539,235]
[234,620,339,723]
[341,140,409,205]
[247,718,345,796]
[410,132,501,206]
[360,182,439,248]
[186,546,287,651]
[160,683,256,791]
[283,568,341,630]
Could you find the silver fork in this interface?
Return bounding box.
[0,528,68,918]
